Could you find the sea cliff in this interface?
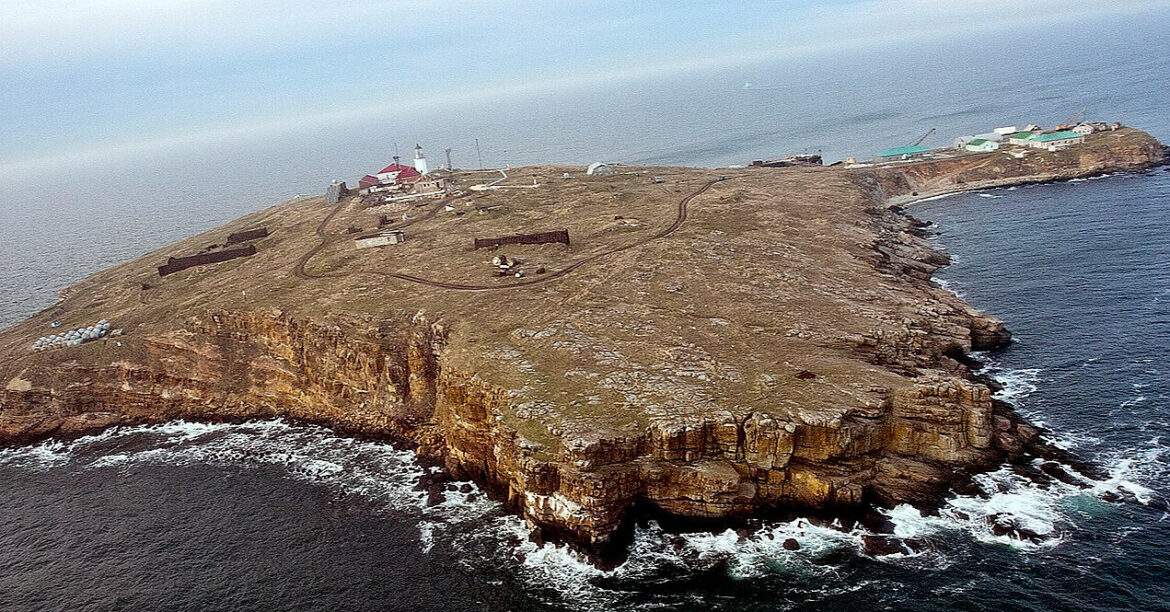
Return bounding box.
[1,127,1164,555]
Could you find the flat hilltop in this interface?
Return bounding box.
[1,127,1164,552]
[4,164,920,437]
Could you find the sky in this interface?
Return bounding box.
[3,0,1170,174]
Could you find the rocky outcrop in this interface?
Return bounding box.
[873,127,1165,200]
[1,129,1161,556]
[3,299,1030,552]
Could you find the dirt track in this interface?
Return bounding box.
[292,177,726,291]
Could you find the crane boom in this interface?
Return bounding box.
[912,128,936,147]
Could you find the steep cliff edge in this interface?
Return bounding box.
[1,128,1163,554]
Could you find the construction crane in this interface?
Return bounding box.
[911,128,936,147]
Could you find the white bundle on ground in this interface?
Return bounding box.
[32,320,114,351]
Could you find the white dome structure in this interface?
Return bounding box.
[586,162,613,176]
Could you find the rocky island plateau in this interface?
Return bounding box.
[1,127,1165,557]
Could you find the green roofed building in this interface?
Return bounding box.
[1011,129,1086,151]
[877,145,931,160]
[964,138,1000,153]
[1030,130,1083,142]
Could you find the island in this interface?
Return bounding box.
[1,126,1164,556]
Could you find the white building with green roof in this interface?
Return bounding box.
[964,138,1000,153]
[1011,130,1085,152]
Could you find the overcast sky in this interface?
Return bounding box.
[3,0,1168,172]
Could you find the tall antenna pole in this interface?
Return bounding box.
[394,142,400,159]
[475,138,483,170]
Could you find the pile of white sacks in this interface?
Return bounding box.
[32,320,111,351]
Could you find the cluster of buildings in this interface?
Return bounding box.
[357,144,450,201]
[954,121,1120,154]
[343,144,452,250]
[877,120,1121,163]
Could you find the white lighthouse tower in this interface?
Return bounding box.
[413,143,430,175]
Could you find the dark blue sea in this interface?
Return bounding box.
[2,14,1170,612]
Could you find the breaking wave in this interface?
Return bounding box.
[1068,172,1116,183]
[1,395,1166,611]
[913,192,960,203]
[0,420,428,512]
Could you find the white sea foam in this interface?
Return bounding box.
[932,276,964,297]
[418,521,436,554]
[679,518,863,578]
[3,414,1167,610]
[991,367,1042,406]
[0,419,428,512]
[882,443,1167,553]
[977,193,1004,199]
[1120,395,1148,409]
[915,192,960,203]
[1068,173,1116,183]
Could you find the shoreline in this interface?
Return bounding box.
[1,128,1165,561]
[889,149,1170,208]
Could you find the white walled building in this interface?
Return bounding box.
[355,229,407,249]
[414,144,430,175]
[965,139,1000,153]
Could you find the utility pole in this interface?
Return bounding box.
[475,138,483,170]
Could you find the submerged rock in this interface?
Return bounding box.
[861,535,907,556]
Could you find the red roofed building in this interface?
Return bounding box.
[359,156,425,191]
[375,161,421,184]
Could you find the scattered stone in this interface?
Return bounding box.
[862,535,906,556]
[1038,461,1088,488]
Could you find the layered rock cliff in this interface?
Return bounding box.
[1,128,1164,554]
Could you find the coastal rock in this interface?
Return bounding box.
[0,129,1163,554]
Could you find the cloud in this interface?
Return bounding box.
[0,0,512,66]
[2,0,1168,174]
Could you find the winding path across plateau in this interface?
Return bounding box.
[292,177,728,291]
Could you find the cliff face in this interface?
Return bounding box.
[1,301,1026,549]
[0,311,441,445]
[0,129,1163,553]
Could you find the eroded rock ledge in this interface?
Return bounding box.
[1,128,1164,554]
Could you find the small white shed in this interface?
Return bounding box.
[355,230,406,249]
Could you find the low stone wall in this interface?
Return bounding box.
[473,229,570,249]
[158,244,256,277]
[226,227,269,244]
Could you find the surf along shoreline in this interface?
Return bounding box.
[0,127,1166,565]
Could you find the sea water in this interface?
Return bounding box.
[2,15,1170,612]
